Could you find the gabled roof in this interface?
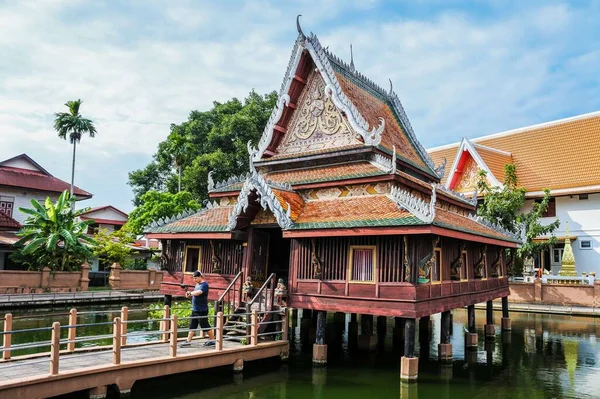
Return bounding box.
[428,111,600,195]
[0,154,92,199]
[80,205,128,218]
[0,212,20,231]
[79,206,128,224]
[250,21,441,181]
[444,138,506,191]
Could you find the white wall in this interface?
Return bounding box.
[2,158,40,171]
[525,193,600,275]
[0,187,59,224]
[85,208,127,222]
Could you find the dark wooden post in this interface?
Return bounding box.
[419,316,431,341]
[348,313,358,347]
[393,317,405,344]
[377,316,387,337]
[485,300,495,339]
[358,314,376,351]
[501,296,511,331]
[401,318,418,382]
[438,311,452,362]
[465,305,478,349]
[313,311,327,365]
[164,294,172,307]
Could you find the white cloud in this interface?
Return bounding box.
[0,1,599,213]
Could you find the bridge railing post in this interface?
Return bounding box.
[251,310,258,346]
[162,305,171,342]
[67,308,77,352]
[113,317,121,365]
[170,314,178,357]
[121,306,128,347]
[282,308,289,341]
[2,313,12,360]
[50,322,60,375]
[216,311,224,351]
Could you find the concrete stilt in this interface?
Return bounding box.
[438,311,452,362]
[233,358,244,373]
[400,318,418,382]
[313,311,327,365]
[89,386,107,399]
[466,304,478,349]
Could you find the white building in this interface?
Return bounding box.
[0,154,92,270]
[428,111,600,275]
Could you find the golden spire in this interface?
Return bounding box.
[559,221,577,276]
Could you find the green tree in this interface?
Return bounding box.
[128,90,277,205]
[477,164,560,275]
[92,227,136,267]
[126,190,201,235]
[54,99,97,198]
[12,191,96,271]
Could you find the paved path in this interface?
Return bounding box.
[0,291,163,309]
[475,301,600,317]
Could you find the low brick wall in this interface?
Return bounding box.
[0,264,90,294]
[108,263,163,290]
[509,280,600,307]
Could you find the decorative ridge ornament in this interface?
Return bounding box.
[228,144,295,230]
[144,208,198,233]
[210,173,250,192]
[296,14,305,39]
[371,145,397,174]
[253,94,291,161]
[207,171,215,191]
[433,183,477,207]
[466,213,522,242]
[389,185,435,223]
[349,44,355,72]
[434,158,447,179]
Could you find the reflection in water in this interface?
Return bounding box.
[5,306,600,398]
[129,310,600,399]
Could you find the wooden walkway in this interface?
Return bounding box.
[0,308,289,399]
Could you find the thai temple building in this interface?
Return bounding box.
[146,19,521,380]
[428,111,600,276]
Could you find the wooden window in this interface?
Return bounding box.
[431,248,442,282]
[184,246,201,273]
[0,196,14,217]
[348,246,376,283]
[461,251,468,280]
[540,198,556,218]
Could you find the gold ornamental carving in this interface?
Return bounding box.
[276,71,360,156]
[454,156,480,193]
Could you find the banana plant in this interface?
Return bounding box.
[13,191,97,271]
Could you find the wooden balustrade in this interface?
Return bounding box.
[50,322,60,376]
[3,313,12,360]
[121,306,128,347]
[113,317,121,365]
[169,314,178,357]
[67,309,77,352]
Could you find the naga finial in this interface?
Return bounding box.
[296,15,305,39]
[388,78,393,96]
[350,44,355,72]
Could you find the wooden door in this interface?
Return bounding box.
[251,230,270,283]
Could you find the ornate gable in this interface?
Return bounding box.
[446,138,505,194]
[274,70,362,157]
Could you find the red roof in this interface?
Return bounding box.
[0,212,20,230]
[0,166,92,198]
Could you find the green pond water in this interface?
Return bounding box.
[3,305,600,399]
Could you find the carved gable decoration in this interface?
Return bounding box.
[275,70,362,157]
[453,156,480,193]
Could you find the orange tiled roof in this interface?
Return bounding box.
[271,189,304,221]
[472,144,513,183]
[433,207,517,242]
[147,207,232,233]
[292,195,422,229]
[0,212,20,230]
[429,113,600,193]
[334,72,433,174]
[265,162,385,186]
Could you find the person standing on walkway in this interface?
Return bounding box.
[180,271,215,347]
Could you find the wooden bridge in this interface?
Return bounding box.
[0,306,289,399]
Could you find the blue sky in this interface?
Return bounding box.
[1,0,599,213]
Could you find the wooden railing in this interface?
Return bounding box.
[0,306,289,374]
[215,271,244,315]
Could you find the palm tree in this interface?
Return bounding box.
[54,99,97,198]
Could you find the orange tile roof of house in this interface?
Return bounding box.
[428,111,600,194]
[0,212,20,230]
[472,144,513,184]
[148,207,232,233]
[293,195,421,229]
[264,161,386,186]
[272,189,304,221]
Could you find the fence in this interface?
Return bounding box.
[0,305,288,376]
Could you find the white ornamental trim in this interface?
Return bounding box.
[466,213,523,242]
[389,185,436,223]
[371,145,396,174]
[228,172,295,231]
[433,183,477,207]
[305,34,384,146]
[208,171,249,192]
